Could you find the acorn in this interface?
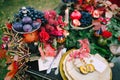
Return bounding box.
[57,36,66,44]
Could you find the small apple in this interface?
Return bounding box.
[70,10,81,20]
[72,19,81,27]
[92,10,100,18]
[98,37,107,46]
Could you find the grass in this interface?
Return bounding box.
[0,0,60,24]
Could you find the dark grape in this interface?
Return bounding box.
[23,24,32,32]
[79,11,92,27]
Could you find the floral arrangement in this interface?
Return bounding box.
[0,7,68,80]
[62,0,120,57]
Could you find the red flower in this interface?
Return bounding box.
[101,30,112,38]
[39,28,50,43]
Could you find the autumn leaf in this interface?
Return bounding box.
[4,61,18,80]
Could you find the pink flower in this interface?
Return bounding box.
[69,39,90,59]
[2,36,10,42]
[38,43,56,60]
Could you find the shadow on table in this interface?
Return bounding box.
[112,57,120,80]
[26,60,62,80]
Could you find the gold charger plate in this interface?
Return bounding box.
[59,49,74,80]
[59,49,112,80]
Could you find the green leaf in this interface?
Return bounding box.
[0,58,8,80]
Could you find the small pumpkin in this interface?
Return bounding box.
[23,31,39,43]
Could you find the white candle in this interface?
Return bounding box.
[64,8,69,24]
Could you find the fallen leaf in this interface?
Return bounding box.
[4,61,18,80]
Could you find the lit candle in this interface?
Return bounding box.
[64,8,69,24]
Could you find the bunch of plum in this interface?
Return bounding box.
[13,7,46,33]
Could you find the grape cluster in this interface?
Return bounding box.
[79,11,92,27]
[14,6,46,25]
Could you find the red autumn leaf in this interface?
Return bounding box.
[4,61,18,80]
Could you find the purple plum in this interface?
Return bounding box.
[32,21,41,29]
[13,22,23,32]
[23,24,32,32]
[22,16,32,24]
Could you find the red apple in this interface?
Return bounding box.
[72,19,81,27]
[70,10,81,20]
[92,10,100,18]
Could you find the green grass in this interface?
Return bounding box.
[0,0,60,24]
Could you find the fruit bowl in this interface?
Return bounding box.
[12,22,41,34]
[70,22,93,30]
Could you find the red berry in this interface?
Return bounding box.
[6,23,12,30]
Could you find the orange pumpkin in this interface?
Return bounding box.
[23,31,39,43]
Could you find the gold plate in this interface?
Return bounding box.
[59,49,112,80]
[59,49,75,80]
